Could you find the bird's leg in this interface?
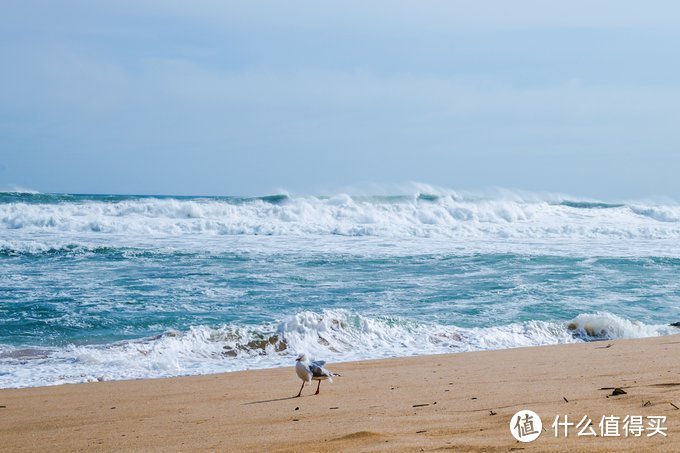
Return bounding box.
[315,380,321,395]
[296,381,305,397]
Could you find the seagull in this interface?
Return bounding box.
[295,353,338,397]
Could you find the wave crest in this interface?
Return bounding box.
[566,312,677,340]
[2,194,680,241]
[1,310,675,388]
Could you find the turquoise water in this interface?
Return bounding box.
[1,192,679,387]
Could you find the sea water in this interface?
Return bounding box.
[1,190,679,388]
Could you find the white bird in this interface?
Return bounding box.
[295,353,338,397]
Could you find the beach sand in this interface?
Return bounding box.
[1,335,679,452]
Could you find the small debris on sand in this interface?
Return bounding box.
[595,344,612,349]
[612,388,627,396]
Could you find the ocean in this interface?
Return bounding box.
[1,190,679,388]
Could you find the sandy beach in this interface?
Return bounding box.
[1,335,679,452]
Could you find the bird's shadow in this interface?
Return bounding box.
[243,395,308,405]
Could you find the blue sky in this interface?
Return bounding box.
[1,1,680,198]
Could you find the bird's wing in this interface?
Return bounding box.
[311,360,326,367]
[310,363,331,378]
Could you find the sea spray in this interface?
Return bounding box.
[0,310,675,388]
[2,193,680,241]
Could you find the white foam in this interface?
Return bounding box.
[2,196,679,241]
[630,205,680,223]
[566,311,677,339]
[3,195,680,257]
[0,310,674,388]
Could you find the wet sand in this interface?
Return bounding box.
[1,335,679,452]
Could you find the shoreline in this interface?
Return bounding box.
[1,336,679,451]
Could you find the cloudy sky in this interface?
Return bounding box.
[2,1,680,198]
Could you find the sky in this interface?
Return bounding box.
[1,1,680,199]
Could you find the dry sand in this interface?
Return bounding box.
[1,335,679,452]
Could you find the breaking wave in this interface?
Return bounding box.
[0,310,675,388]
[1,192,680,241]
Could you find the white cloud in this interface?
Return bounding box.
[3,1,680,196]
[4,43,680,151]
